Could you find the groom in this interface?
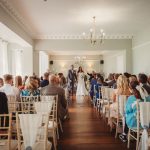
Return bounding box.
[67,65,77,95]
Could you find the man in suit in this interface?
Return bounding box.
[40,74,68,121]
[67,65,77,95]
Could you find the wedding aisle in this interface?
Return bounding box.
[58,95,131,150]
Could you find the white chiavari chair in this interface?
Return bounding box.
[0,113,17,150]
[20,96,39,113]
[127,99,142,150]
[111,95,128,138]
[7,95,16,113]
[34,101,57,150]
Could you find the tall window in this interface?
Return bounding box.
[11,49,23,76]
[39,51,49,77]
[0,39,8,77]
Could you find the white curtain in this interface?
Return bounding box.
[11,49,23,76]
[0,39,8,77]
[39,51,49,77]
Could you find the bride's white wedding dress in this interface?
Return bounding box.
[76,72,88,96]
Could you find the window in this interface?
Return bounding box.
[0,39,8,77]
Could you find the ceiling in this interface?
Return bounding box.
[3,0,150,39]
[0,22,31,47]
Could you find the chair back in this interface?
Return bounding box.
[7,95,16,113]
[0,113,12,150]
[16,113,49,150]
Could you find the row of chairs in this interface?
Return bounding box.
[91,86,150,150]
[0,95,63,150]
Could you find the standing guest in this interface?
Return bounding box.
[0,78,4,88]
[138,73,150,94]
[40,72,49,88]
[87,71,95,82]
[21,77,40,96]
[15,76,24,90]
[0,74,19,97]
[41,75,68,121]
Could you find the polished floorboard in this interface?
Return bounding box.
[58,96,135,150]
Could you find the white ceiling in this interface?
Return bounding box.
[0,22,31,47]
[5,0,150,39]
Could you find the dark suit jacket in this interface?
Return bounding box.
[40,84,67,120]
[0,92,8,114]
[67,69,77,83]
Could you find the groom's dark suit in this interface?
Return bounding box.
[67,69,77,95]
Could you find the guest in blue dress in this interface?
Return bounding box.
[90,74,97,99]
[119,80,150,142]
[21,76,40,96]
[125,81,150,128]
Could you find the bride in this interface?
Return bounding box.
[76,66,88,96]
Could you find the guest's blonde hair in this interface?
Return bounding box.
[25,77,38,91]
[117,75,129,94]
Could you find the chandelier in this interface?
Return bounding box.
[82,16,105,45]
[74,56,86,67]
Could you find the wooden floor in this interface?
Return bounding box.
[58,96,135,150]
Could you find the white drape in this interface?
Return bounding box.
[19,114,42,149]
[139,102,150,150]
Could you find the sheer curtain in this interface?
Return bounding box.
[11,49,23,76]
[39,51,49,77]
[0,39,9,77]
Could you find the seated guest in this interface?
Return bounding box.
[22,75,28,86]
[122,81,150,142]
[96,75,108,99]
[112,73,119,89]
[148,75,150,87]
[0,78,4,88]
[41,75,68,121]
[0,74,19,97]
[106,73,116,87]
[21,77,40,96]
[58,73,67,88]
[40,72,49,87]
[138,73,150,94]
[110,75,130,119]
[15,76,24,90]
[129,75,137,83]
[89,74,97,99]
[0,92,8,114]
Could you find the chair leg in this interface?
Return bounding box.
[59,119,63,133]
[56,126,59,139]
[115,119,119,138]
[136,132,140,150]
[127,129,131,149]
[53,130,57,150]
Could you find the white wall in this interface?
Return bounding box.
[132,28,150,75]
[49,55,101,77]
[103,51,126,77]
